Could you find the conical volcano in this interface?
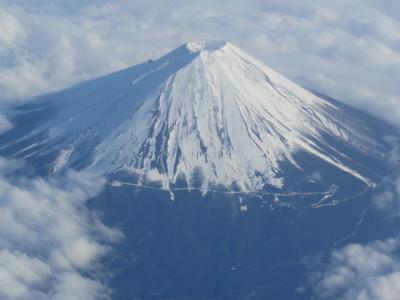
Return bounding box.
[0,41,390,191]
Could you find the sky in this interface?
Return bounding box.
[0,0,399,126]
[0,1,400,299]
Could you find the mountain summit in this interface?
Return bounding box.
[0,41,388,191]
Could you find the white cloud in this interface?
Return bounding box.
[0,1,399,126]
[314,237,400,300]
[0,158,120,300]
[0,250,51,299]
[51,272,109,300]
[372,176,400,215]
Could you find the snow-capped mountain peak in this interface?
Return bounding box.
[2,41,385,191]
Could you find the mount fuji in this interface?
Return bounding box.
[0,40,390,192]
[1,41,399,300]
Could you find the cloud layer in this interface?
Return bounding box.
[0,1,399,126]
[0,158,120,300]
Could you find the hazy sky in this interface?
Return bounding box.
[0,0,400,126]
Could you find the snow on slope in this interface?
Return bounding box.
[7,41,382,191]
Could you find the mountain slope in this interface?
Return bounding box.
[0,41,388,191]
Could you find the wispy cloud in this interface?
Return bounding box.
[0,1,399,126]
[0,157,120,300]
